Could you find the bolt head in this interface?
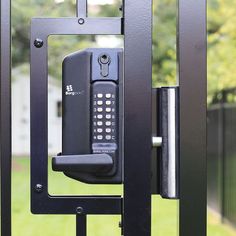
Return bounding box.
[34,38,44,48]
[78,18,85,25]
[76,207,84,215]
[35,184,43,193]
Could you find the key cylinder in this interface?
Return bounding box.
[98,53,111,77]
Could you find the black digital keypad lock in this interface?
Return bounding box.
[52,48,123,184]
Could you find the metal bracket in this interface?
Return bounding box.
[30,13,123,216]
[151,87,180,199]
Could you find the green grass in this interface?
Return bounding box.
[12,157,236,236]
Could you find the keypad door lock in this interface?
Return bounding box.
[52,48,123,184]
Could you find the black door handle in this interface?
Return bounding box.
[52,154,113,173]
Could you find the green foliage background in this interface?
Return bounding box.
[12,0,236,100]
[208,0,236,102]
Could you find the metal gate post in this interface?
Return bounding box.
[178,0,207,235]
[0,0,11,235]
[219,91,226,222]
[76,215,87,236]
[123,0,153,235]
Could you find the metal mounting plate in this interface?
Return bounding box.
[30,17,123,215]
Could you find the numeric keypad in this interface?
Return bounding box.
[92,83,118,144]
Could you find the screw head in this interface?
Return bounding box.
[35,184,43,193]
[78,18,85,25]
[34,38,44,48]
[76,207,84,215]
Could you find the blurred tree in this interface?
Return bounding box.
[12,0,76,67]
[12,0,121,78]
[12,0,236,102]
[208,0,236,103]
[12,0,177,83]
[152,0,177,88]
[153,0,236,103]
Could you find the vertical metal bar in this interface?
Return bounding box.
[76,0,87,18]
[178,0,207,235]
[151,89,160,194]
[123,0,152,235]
[220,91,226,222]
[0,0,11,235]
[76,215,87,236]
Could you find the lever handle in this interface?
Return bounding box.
[52,154,113,173]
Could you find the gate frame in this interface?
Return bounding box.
[178,0,207,235]
[0,0,207,235]
[30,0,207,235]
[0,0,11,235]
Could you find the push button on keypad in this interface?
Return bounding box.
[106,121,111,126]
[106,128,111,133]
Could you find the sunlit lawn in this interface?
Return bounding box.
[12,157,236,236]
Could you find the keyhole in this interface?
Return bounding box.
[98,54,111,77]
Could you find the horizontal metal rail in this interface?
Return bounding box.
[31,17,123,36]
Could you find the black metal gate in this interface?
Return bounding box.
[0,0,207,235]
[208,88,236,225]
